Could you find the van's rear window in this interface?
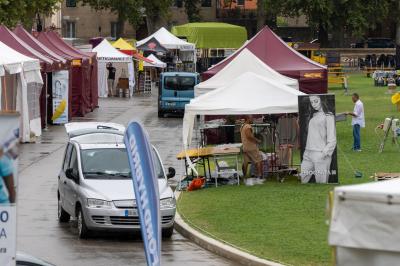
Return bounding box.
[164,76,195,91]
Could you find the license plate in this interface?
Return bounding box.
[124,209,137,217]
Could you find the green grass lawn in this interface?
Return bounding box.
[177,73,400,265]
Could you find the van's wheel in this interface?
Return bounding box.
[158,111,164,118]
[76,206,90,239]
[162,226,174,238]
[58,196,70,223]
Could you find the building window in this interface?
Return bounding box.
[173,0,183,8]
[237,0,245,5]
[65,21,76,38]
[66,0,77,7]
[201,0,212,7]
[110,22,119,39]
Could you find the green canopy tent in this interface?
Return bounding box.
[171,22,247,71]
[171,22,247,49]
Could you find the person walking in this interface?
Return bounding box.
[347,93,365,151]
[106,63,116,97]
[240,116,264,185]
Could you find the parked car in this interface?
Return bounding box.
[158,72,200,117]
[16,251,55,266]
[354,38,395,48]
[58,122,177,239]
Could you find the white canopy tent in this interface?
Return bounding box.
[137,27,195,51]
[183,72,305,148]
[92,39,134,97]
[144,54,166,68]
[0,41,43,142]
[137,27,196,71]
[329,179,400,265]
[195,48,299,97]
[0,42,43,142]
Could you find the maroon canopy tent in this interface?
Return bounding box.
[13,25,71,128]
[14,25,68,70]
[36,31,93,117]
[46,31,98,110]
[202,27,328,94]
[0,25,67,133]
[0,26,54,71]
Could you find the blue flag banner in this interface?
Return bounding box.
[124,121,161,266]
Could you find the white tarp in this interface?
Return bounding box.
[195,48,299,97]
[0,41,43,142]
[329,179,400,265]
[182,71,305,148]
[144,54,166,68]
[137,27,195,51]
[92,39,134,98]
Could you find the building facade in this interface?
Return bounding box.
[44,0,311,42]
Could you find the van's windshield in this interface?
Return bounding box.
[164,76,195,91]
[81,148,164,179]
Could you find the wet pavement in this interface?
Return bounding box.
[17,93,236,266]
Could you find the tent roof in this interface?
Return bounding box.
[203,26,327,94]
[92,39,131,62]
[13,26,67,64]
[36,32,77,60]
[329,179,400,252]
[0,25,53,67]
[171,22,247,49]
[136,37,168,53]
[144,54,166,68]
[112,38,135,51]
[195,48,299,97]
[45,31,94,59]
[0,41,41,82]
[205,26,326,74]
[183,72,305,147]
[188,72,305,115]
[137,27,195,50]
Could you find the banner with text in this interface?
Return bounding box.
[0,113,20,266]
[124,121,161,266]
[298,94,338,184]
[52,71,69,124]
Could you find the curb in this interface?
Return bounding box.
[174,191,284,266]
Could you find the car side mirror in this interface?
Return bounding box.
[166,167,176,179]
[65,168,79,183]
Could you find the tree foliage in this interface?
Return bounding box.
[0,0,61,27]
[184,0,201,22]
[80,0,172,36]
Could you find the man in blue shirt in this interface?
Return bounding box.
[0,148,16,204]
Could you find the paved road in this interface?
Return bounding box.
[17,94,235,266]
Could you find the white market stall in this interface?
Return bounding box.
[137,27,196,72]
[0,41,43,142]
[92,39,134,97]
[329,179,400,265]
[183,71,305,149]
[195,48,299,97]
[144,54,167,68]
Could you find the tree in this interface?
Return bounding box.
[80,0,143,38]
[143,0,172,34]
[80,0,171,37]
[184,0,201,22]
[280,0,390,47]
[0,0,61,28]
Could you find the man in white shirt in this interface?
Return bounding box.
[347,93,365,151]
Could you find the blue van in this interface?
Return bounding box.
[158,72,200,117]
